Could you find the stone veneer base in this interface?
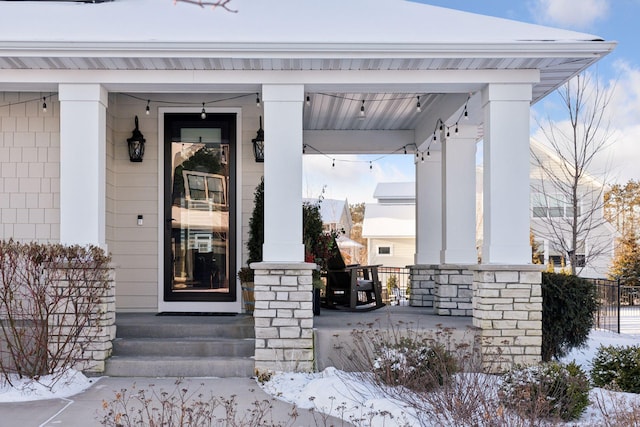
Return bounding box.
[251,262,315,373]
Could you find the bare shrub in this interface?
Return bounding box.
[0,240,111,387]
[99,380,300,427]
[591,387,640,427]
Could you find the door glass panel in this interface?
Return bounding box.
[170,127,230,295]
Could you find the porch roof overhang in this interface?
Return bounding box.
[0,0,616,148]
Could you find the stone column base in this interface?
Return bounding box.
[434,264,473,316]
[251,262,314,373]
[409,265,437,307]
[470,264,543,373]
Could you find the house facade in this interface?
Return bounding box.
[0,0,615,372]
[362,182,415,268]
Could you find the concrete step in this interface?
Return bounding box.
[116,321,254,340]
[112,337,255,358]
[104,356,255,378]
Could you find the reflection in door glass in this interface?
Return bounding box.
[170,130,230,294]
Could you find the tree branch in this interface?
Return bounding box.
[173,0,237,12]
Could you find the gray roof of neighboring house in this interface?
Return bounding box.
[362,203,415,238]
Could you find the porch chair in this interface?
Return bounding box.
[323,239,385,311]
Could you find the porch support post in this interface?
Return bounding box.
[432,126,477,316]
[410,151,441,308]
[481,83,532,264]
[261,84,305,262]
[440,125,477,264]
[254,84,313,373]
[58,84,107,247]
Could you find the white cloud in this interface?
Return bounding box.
[302,154,414,204]
[532,0,609,29]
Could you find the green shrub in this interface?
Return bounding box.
[499,361,590,422]
[373,337,457,393]
[591,344,640,393]
[542,272,597,361]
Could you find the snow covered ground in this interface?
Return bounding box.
[261,330,640,426]
[1,329,639,426]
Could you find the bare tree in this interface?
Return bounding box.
[531,73,616,275]
[173,0,236,12]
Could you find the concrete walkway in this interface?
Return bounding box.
[0,376,346,427]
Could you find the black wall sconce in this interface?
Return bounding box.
[127,115,146,162]
[252,116,264,163]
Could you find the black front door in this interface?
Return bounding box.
[163,113,236,303]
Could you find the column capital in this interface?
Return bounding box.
[262,84,304,102]
[482,83,532,103]
[58,83,108,106]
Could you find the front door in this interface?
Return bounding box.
[163,112,237,308]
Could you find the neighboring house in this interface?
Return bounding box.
[529,139,617,278]
[0,0,614,372]
[303,198,353,236]
[372,139,617,279]
[362,182,415,268]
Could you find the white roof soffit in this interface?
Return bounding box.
[0,0,615,104]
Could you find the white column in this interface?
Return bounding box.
[481,84,532,264]
[261,84,305,262]
[415,151,441,265]
[58,84,107,247]
[441,125,477,264]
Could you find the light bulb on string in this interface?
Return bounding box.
[332,158,335,168]
[464,106,469,120]
[42,97,47,113]
[145,100,150,115]
[303,144,306,154]
[421,153,425,163]
[306,95,311,107]
[427,149,430,157]
[256,93,261,108]
[404,146,407,155]
[416,96,421,113]
[446,128,450,138]
[201,103,206,119]
[455,125,459,134]
[359,100,366,119]
[369,161,373,171]
[439,121,444,132]
[433,133,437,142]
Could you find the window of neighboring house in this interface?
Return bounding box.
[531,192,581,218]
[377,246,392,256]
[571,241,586,267]
[549,255,564,267]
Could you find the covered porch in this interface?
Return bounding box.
[0,0,615,374]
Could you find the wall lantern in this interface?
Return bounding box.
[252,116,265,163]
[127,115,146,162]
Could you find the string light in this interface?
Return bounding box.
[306,95,311,107]
[201,103,206,119]
[369,161,373,170]
[303,144,306,154]
[256,93,261,108]
[416,96,421,113]
[427,149,430,157]
[145,100,150,115]
[42,97,47,112]
[421,153,425,163]
[404,146,407,155]
[332,158,335,168]
[455,125,459,134]
[464,106,469,120]
[359,100,366,119]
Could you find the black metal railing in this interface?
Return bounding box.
[589,278,640,334]
[376,267,411,305]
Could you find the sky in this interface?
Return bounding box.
[302,0,640,204]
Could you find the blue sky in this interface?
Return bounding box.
[303,0,640,204]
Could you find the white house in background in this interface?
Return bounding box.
[529,139,617,278]
[0,0,615,371]
[304,198,353,236]
[362,182,415,268]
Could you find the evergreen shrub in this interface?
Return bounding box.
[591,344,640,393]
[499,361,590,422]
[542,272,597,361]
